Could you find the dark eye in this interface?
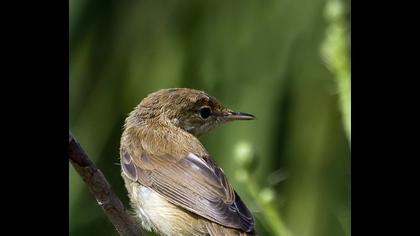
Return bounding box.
[199,107,211,119]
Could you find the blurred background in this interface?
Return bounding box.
[69,0,350,235]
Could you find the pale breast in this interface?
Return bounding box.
[130,183,207,236]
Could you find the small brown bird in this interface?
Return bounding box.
[120,88,257,236]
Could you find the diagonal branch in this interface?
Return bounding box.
[69,132,144,236]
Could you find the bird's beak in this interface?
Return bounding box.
[224,111,256,121]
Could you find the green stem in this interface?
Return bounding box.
[247,178,291,236]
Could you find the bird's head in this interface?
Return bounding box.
[128,88,255,137]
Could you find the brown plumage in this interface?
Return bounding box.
[120,88,257,236]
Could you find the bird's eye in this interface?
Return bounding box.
[199,107,211,119]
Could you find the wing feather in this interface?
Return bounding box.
[120,147,254,232]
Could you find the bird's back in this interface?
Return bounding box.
[120,124,256,235]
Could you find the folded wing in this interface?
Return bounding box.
[121,148,254,232]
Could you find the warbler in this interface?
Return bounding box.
[120,88,257,236]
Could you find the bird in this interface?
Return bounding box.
[120,88,257,236]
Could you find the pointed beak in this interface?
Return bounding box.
[224,111,256,121]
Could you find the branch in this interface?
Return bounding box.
[69,132,144,236]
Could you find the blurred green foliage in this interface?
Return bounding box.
[321,0,351,143]
[70,0,351,236]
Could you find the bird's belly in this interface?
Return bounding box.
[131,184,206,236]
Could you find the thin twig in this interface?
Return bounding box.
[69,132,144,236]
